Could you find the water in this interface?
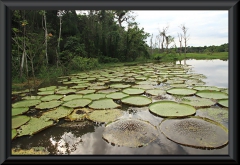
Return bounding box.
[12,59,229,155]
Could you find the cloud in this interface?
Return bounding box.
[133,10,228,47]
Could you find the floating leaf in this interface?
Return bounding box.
[193,86,221,91]
[12,99,41,108]
[196,90,228,99]
[63,98,92,108]
[82,93,106,100]
[17,117,54,137]
[132,84,154,90]
[41,106,74,121]
[55,89,76,95]
[65,109,90,121]
[145,89,166,96]
[121,96,152,107]
[76,89,96,95]
[122,88,145,95]
[218,99,228,107]
[180,96,216,108]
[88,85,109,90]
[12,129,17,140]
[22,96,42,100]
[37,90,55,96]
[12,107,29,116]
[106,92,129,100]
[110,84,131,89]
[12,115,30,129]
[87,109,123,123]
[12,147,50,155]
[35,101,62,110]
[149,101,196,118]
[97,89,119,94]
[166,88,197,96]
[159,117,228,149]
[38,86,57,91]
[89,98,121,109]
[40,95,63,102]
[102,119,158,147]
[62,94,83,102]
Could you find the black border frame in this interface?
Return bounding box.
[0,0,239,164]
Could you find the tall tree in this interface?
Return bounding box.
[180,24,190,57]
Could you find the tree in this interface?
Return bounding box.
[179,24,190,57]
[178,33,183,56]
[159,26,169,53]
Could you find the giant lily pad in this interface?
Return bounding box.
[12,115,30,129]
[12,147,50,155]
[218,99,228,108]
[62,94,83,102]
[121,96,152,107]
[38,86,57,91]
[87,109,123,123]
[88,85,109,90]
[55,89,76,95]
[193,86,221,91]
[17,117,54,137]
[65,108,92,121]
[82,93,106,100]
[12,107,29,116]
[180,96,216,108]
[76,89,96,95]
[132,84,154,90]
[196,90,228,99]
[37,90,55,96]
[122,88,145,95]
[97,89,119,94]
[149,101,196,118]
[12,129,17,140]
[40,95,63,102]
[196,108,228,127]
[102,119,158,147]
[35,101,62,110]
[63,98,92,108]
[106,92,129,100]
[110,84,131,89]
[159,117,228,149]
[89,98,121,109]
[166,88,197,96]
[22,96,42,100]
[12,99,41,108]
[145,89,166,96]
[41,106,74,121]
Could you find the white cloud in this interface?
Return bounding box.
[133,10,228,47]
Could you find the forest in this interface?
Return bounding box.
[11,10,228,85]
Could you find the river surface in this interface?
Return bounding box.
[11,59,229,155]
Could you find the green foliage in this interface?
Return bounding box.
[98,56,119,63]
[68,56,99,71]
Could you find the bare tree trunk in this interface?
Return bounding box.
[43,11,48,64]
[57,14,62,68]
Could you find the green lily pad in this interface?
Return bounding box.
[170,84,187,88]
[218,99,228,107]
[17,117,54,137]
[35,101,62,110]
[70,84,89,89]
[136,81,158,85]
[12,107,29,116]
[88,85,109,90]
[62,94,83,102]
[41,106,74,121]
[109,78,123,82]
[196,108,228,127]
[159,117,228,149]
[76,89,96,95]
[40,95,63,102]
[55,89,76,95]
[102,119,158,147]
[145,89,166,96]
[110,84,131,89]
[122,88,145,95]
[12,115,30,129]
[12,129,17,140]
[180,96,216,108]
[82,93,106,100]
[38,86,57,92]
[12,99,41,108]
[121,96,152,107]
[106,92,129,100]
[89,98,121,109]
[12,147,50,155]
[193,86,221,91]
[63,98,92,108]
[87,109,123,123]
[132,85,154,90]
[166,88,197,96]
[22,96,42,100]
[97,89,119,94]
[149,101,196,118]
[196,90,228,99]
[38,90,56,96]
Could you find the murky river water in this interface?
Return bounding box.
[11,59,229,155]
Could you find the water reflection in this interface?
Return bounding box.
[177,59,228,88]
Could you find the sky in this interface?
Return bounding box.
[131,10,228,47]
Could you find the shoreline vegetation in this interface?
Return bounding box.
[12,52,228,91]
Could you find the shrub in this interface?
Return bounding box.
[98,56,119,63]
[68,56,99,71]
